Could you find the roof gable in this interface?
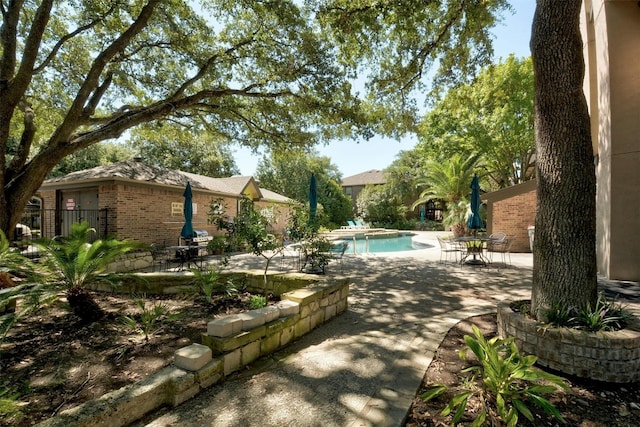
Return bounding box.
[41,160,287,202]
[341,170,387,186]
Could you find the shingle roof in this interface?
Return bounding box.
[42,160,290,202]
[341,170,387,186]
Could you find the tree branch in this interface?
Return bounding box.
[50,0,162,145]
[6,103,35,181]
[33,3,118,74]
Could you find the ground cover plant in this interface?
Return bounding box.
[406,314,640,427]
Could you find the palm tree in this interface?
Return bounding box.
[38,221,144,322]
[412,154,481,236]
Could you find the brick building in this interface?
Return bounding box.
[482,180,536,253]
[37,160,292,245]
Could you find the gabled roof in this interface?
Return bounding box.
[341,169,387,186]
[42,160,289,202]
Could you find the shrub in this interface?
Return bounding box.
[37,221,145,322]
[421,324,567,426]
[191,267,238,303]
[248,295,267,309]
[120,297,172,341]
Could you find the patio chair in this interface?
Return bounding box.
[326,241,349,273]
[354,219,370,229]
[437,236,461,265]
[150,243,170,272]
[488,235,516,266]
[280,243,302,271]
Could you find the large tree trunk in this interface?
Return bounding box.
[530,0,597,319]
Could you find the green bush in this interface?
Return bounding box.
[248,295,267,309]
[539,293,631,332]
[120,297,172,341]
[421,324,567,426]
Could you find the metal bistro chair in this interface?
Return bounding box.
[150,243,170,272]
[437,236,461,265]
[489,235,516,267]
[327,241,349,273]
[280,243,302,271]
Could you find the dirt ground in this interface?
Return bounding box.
[405,314,640,427]
[0,291,275,427]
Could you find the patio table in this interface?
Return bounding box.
[453,236,496,266]
[166,245,205,271]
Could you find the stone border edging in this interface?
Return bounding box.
[497,301,640,383]
[35,278,350,427]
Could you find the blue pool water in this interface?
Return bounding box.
[340,234,430,254]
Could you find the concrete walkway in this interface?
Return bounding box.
[132,232,634,427]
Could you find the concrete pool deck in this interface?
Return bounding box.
[134,231,639,427]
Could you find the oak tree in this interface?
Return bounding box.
[530,0,597,318]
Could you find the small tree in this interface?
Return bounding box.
[38,222,144,322]
[214,197,283,295]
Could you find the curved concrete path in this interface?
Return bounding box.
[132,232,535,426]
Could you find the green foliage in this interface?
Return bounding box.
[384,150,426,211]
[537,293,631,332]
[127,124,239,177]
[356,184,407,227]
[0,385,23,424]
[37,221,145,322]
[299,235,332,273]
[417,55,535,190]
[0,230,39,280]
[206,236,228,254]
[255,149,352,229]
[0,230,56,343]
[48,142,134,177]
[248,295,267,310]
[422,325,567,426]
[1,284,58,345]
[573,293,631,332]
[38,222,143,291]
[191,267,238,304]
[412,154,481,231]
[120,297,171,342]
[542,301,574,328]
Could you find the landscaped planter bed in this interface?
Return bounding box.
[497,301,640,383]
[35,273,350,427]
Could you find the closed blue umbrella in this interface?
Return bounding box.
[309,174,318,225]
[467,174,484,235]
[180,182,194,239]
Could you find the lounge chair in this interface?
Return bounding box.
[340,220,358,230]
[354,220,369,229]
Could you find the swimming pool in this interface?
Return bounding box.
[340,233,431,254]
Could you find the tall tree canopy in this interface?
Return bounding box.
[127,124,239,177]
[255,149,351,229]
[0,0,511,237]
[416,55,535,190]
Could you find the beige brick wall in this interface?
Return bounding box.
[489,188,536,253]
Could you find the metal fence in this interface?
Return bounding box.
[17,208,109,257]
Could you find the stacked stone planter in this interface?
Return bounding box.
[497,301,640,383]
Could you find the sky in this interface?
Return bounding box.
[231,1,536,178]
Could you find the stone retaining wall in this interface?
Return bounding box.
[497,302,640,383]
[36,276,350,427]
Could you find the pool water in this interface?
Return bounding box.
[341,234,430,254]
